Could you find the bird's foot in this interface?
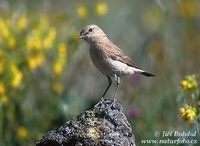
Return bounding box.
[101,96,106,101]
[108,97,116,109]
[96,96,116,110]
[94,96,107,109]
[103,97,116,110]
[95,96,117,110]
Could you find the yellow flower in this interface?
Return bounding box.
[178,0,198,18]
[52,43,67,75]
[43,28,56,49]
[52,61,64,75]
[180,75,198,91]
[180,80,188,90]
[58,43,66,54]
[17,126,28,139]
[57,43,67,63]
[0,82,8,105]
[179,107,186,117]
[7,36,16,49]
[53,81,64,93]
[0,51,4,74]
[0,62,3,74]
[16,15,27,30]
[95,2,108,16]
[27,56,37,70]
[26,34,42,50]
[0,82,5,95]
[0,18,10,38]
[179,106,197,122]
[76,4,87,18]
[27,53,45,70]
[186,106,197,122]
[0,94,8,105]
[10,64,23,88]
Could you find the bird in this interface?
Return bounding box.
[78,24,154,101]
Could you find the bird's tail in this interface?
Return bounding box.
[129,67,155,77]
[140,71,155,77]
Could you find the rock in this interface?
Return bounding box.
[36,98,136,146]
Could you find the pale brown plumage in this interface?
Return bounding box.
[97,40,139,68]
[79,24,154,101]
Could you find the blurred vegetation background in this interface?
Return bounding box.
[0,0,199,145]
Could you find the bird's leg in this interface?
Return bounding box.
[113,76,120,102]
[101,76,112,99]
[107,76,120,109]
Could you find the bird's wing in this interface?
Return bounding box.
[102,41,140,69]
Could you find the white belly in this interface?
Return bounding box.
[107,58,143,76]
[89,46,143,77]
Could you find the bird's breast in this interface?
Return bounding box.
[89,45,113,76]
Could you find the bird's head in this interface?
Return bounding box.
[79,24,107,44]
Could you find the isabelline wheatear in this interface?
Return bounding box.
[79,24,154,101]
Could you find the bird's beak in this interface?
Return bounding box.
[78,35,84,39]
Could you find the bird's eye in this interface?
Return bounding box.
[89,28,93,32]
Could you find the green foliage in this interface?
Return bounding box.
[0,0,200,146]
